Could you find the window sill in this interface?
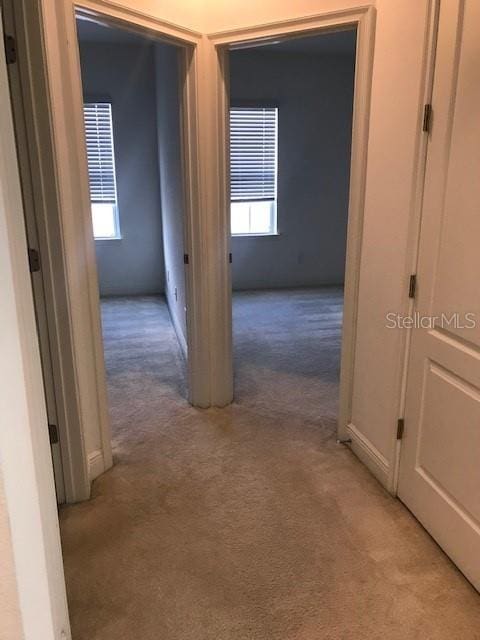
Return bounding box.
[231,232,281,238]
[95,236,122,242]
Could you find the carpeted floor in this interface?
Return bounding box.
[59,290,480,640]
[232,288,343,428]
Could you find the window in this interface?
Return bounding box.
[83,102,120,239]
[230,107,278,236]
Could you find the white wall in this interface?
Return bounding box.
[348,0,431,484]
[0,472,22,640]
[230,46,355,290]
[154,42,188,350]
[78,40,165,297]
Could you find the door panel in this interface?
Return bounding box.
[398,0,480,590]
[418,362,480,520]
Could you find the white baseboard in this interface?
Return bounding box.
[347,422,390,490]
[87,449,105,482]
[166,292,188,359]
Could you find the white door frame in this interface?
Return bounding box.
[206,6,376,437]
[391,0,440,491]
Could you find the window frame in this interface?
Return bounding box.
[230,199,278,237]
[229,104,279,237]
[90,202,121,242]
[83,99,121,240]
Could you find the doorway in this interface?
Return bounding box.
[227,30,356,430]
[71,14,190,493]
[209,9,375,444]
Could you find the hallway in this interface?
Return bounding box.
[59,293,480,639]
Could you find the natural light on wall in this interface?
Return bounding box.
[83,102,121,239]
[230,107,278,236]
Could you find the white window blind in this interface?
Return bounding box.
[230,107,277,202]
[83,102,118,204]
[83,102,120,239]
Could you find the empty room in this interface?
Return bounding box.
[67,17,189,494]
[229,30,355,430]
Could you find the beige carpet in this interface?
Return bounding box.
[59,291,480,640]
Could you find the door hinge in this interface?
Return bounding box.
[28,247,41,273]
[48,424,59,445]
[408,274,417,299]
[228,252,232,264]
[422,103,432,133]
[183,253,189,265]
[397,418,405,440]
[4,34,17,64]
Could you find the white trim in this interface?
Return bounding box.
[87,449,106,481]
[75,0,201,43]
[208,7,376,420]
[194,37,234,406]
[176,42,212,407]
[51,0,116,492]
[166,294,188,359]
[337,7,375,442]
[391,0,440,494]
[347,423,390,490]
[208,6,373,43]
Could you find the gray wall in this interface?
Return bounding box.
[230,50,355,289]
[78,42,165,296]
[154,43,187,349]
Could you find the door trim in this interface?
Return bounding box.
[392,0,440,493]
[207,6,376,434]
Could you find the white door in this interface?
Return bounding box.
[398,0,480,590]
[1,7,66,503]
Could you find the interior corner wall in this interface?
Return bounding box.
[230,49,355,290]
[154,42,188,352]
[77,41,165,297]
